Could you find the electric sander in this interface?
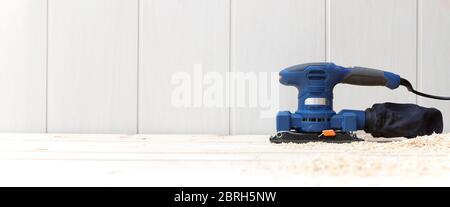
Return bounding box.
[270,62,449,143]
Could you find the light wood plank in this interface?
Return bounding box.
[139,0,230,134]
[0,0,46,132]
[231,0,326,134]
[0,133,447,186]
[47,0,138,133]
[0,133,410,156]
[419,0,450,132]
[0,159,447,187]
[330,0,417,112]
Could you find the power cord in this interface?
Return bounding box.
[400,78,450,100]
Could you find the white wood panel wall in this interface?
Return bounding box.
[419,0,450,131]
[0,0,449,134]
[47,0,138,133]
[0,0,47,132]
[230,0,325,134]
[139,0,229,134]
[330,0,417,112]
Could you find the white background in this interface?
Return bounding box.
[0,0,449,134]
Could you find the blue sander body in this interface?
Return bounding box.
[271,62,447,143]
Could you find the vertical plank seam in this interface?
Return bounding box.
[416,0,422,105]
[228,0,232,135]
[45,0,49,133]
[137,0,140,134]
[325,0,331,62]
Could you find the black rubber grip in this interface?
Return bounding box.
[342,67,387,86]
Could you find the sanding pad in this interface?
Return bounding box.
[269,131,363,144]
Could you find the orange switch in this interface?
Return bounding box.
[321,129,336,137]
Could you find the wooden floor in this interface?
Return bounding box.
[0,133,448,186]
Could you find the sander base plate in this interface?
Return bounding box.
[269,131,363,144]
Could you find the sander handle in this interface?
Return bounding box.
[341,66,450,100]
[341,66,401,89]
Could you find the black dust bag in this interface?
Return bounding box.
[364,102,443,138]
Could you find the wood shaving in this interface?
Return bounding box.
[247,133,450,181]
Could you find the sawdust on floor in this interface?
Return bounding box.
[247,133,450,183]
